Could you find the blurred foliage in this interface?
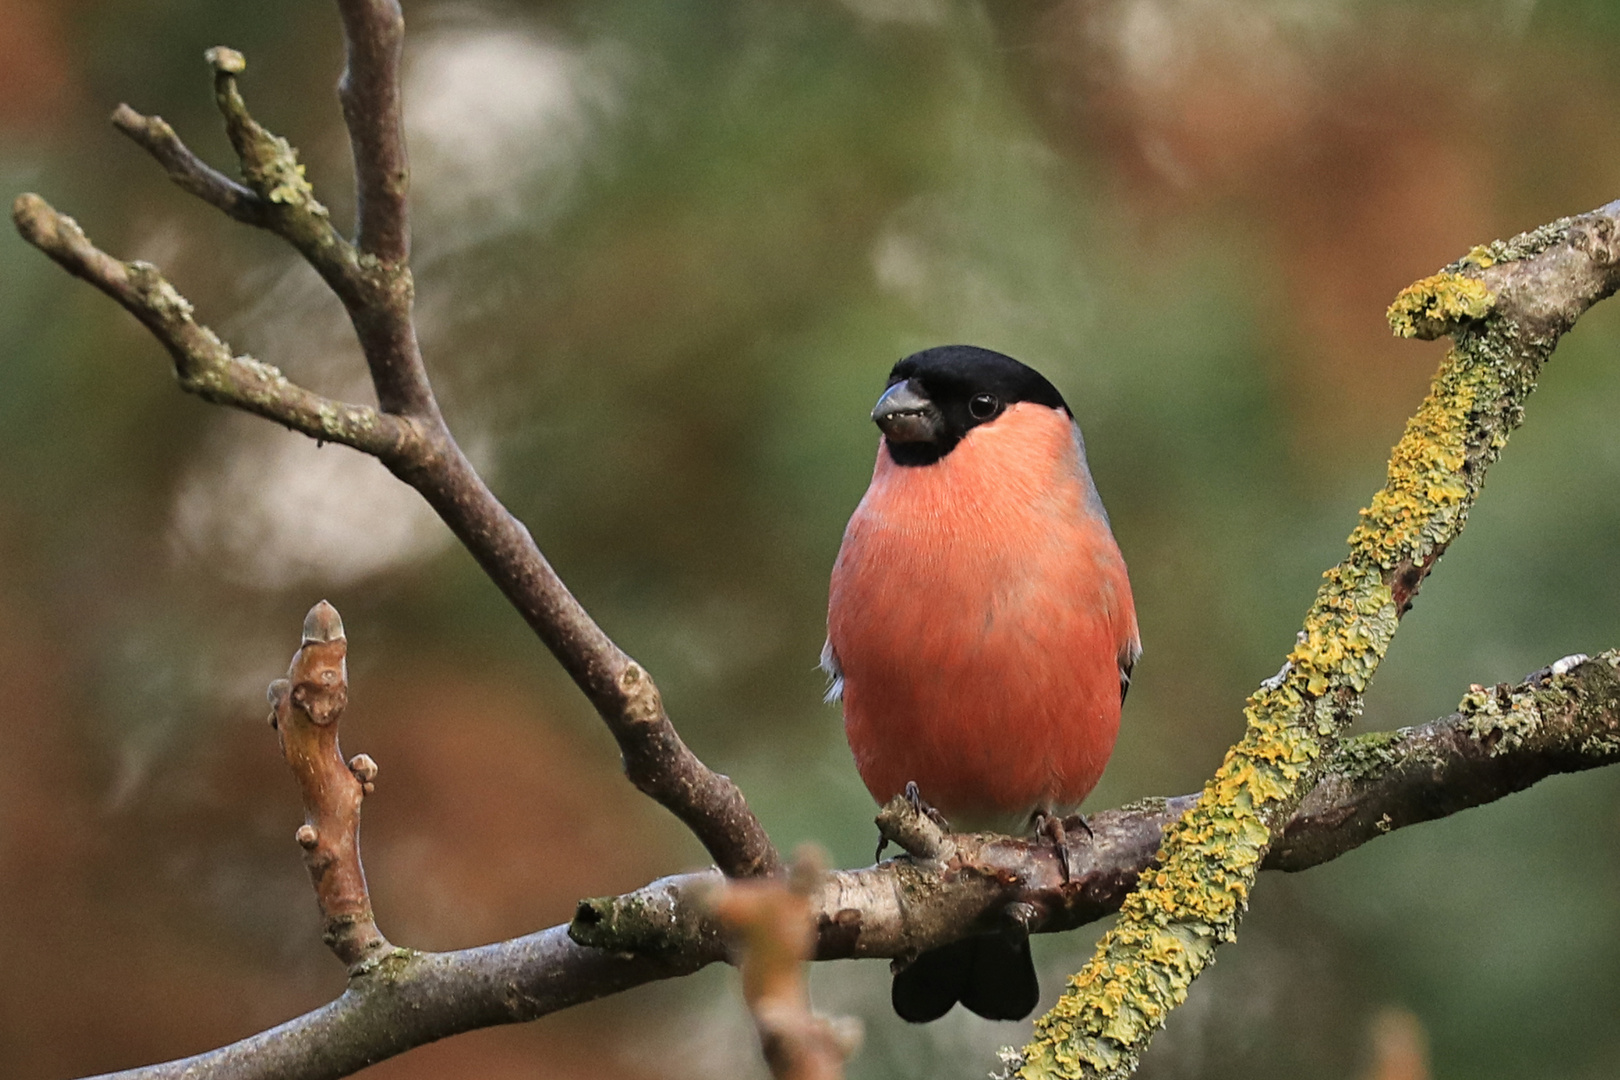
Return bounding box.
[3,1,1620,1078]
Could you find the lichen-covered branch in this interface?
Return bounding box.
[1013,201,1620,1080]
[19,25,780,879]
[266,602,390,968]
[714,850,861,1080]
[10,193,415,458]
[81,652,1620,1080]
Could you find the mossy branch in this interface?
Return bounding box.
[81,651,1620,1080]
[1012,202,1620,1080]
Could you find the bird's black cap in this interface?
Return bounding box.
[874,345,1070,466]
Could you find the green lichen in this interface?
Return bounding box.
[1462,216,1577,267]
[1573,653,1620,756]
[1458,682,1543,757]
[1015,250,1559,1079]
[1114,796,1173,816]
[568,881,715,958]
[1387,272,1496,340]
[1330,729,1411,782]
[349,945,418,981]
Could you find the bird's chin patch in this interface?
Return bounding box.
[876,411,939,443]
[884,435,958,467]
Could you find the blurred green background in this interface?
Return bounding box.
[3,1,1620,1078]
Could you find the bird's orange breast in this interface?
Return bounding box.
[828,403,1137,830]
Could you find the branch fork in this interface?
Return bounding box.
[13,27,778,880]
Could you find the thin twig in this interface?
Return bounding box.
[110,103,268,226]
[334,0,410,263]
[80,650,1620,1080]
[9,193,415,458]
[713,849,861,1080]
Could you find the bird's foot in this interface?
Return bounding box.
[1033,812,1091,883]
[875,782,953,862]
[904,781,951,830]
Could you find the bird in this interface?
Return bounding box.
[823,344,1140,1023]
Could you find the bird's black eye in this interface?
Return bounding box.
[968,393,999,420]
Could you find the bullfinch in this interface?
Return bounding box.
[823,345,1140,1023]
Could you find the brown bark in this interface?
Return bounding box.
[15,27,779,882]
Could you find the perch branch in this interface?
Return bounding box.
[266,601,390,968]
[82,651,1620,1080]
[1014,200,1620,1080]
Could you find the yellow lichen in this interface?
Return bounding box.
[1014,256,1547,1079]
[1387,272,1495,339]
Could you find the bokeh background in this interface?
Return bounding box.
[4,1,1620,1078]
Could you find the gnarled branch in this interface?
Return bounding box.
[9,193,415,458]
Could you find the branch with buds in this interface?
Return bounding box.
[266,602,389,969]
[12,2,776,882]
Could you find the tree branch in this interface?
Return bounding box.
[1014,200,1620,1080]
[9,193,416,458]
[81,651,1620,1080]
[334,0,410,264]
[21,31,782,880]
[713,850,861,1080]
[110,103,269,226]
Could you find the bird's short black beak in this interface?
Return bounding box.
[872,379,943,443]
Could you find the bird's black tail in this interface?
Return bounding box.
[891,934,1039,1023]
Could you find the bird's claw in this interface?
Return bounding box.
[1035,812,1092,883]
[1034,813,1070,882]
[904,781,951,830]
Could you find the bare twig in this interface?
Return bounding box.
[80,651,1620,1080]
[713,850,861,1080]
[266,601,390,968]
[9,193,415,458]
[110,104,268,226]
[1361,1009,1431,1080]
[1015,201,1620,1080]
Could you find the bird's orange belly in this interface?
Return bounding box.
[831,524,1124,831]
